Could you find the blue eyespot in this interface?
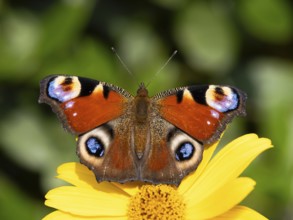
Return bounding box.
[208,87,239,113]
[215,92,238,112]
[47,77,79,102]
[48,81,61,101]
[175,142,194,161]
[86,137,105,157]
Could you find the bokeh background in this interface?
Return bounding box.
[0,0,292,219]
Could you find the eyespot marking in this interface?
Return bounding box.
[206,86,239,112]
[62,77,73,85]
[216,86,225,94]
[175,142,194,161]
[167,128,203,173]
[86,137,105,157]
[77,123,114,162]
[47,76,81,102]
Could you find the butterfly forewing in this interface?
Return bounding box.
[39,75,132,134]
[156,85,246,144]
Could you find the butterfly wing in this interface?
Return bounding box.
[39,75,132,134]
[155,85,247,144]
[140,119,204,185]
[77,119,138,183]
[39,75,138,182]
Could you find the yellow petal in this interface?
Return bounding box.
[186,177,255,219]
[45,186,128,216]
[179,134,259,194]
[43,210,127,220]
[178,140,219,194]
[57,163,129,196]
[212,205,268,220]
[184,134,272,201]
[111,182,141,197]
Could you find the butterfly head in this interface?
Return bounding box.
[137,83,149,97]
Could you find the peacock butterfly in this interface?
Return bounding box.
[39,75,246,185]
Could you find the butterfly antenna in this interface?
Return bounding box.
[145,50,178,87]
[111,47,139,84]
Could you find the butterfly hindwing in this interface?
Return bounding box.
[141,120,204,185]
[77,119,138,183]
[39,75,132,134]
[156,85,246,144]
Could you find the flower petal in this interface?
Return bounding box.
[111,181,141,197]
[178,140,219,194]
[57,163,129,196]
[43,210,127,220]
[184,134,272,201]
[45,186,129,216]
[212,206,268,220]
[179,134,260,194]
[186,177,255,219]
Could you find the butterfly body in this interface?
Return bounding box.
[39,75,246,185]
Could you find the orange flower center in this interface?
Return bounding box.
[128,184,185,220]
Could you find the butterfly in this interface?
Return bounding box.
[39,75,246,185]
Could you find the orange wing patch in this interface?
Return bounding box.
[61,87,127,133]
[158,90,225,143]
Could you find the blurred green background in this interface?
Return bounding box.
[0,0,292,219]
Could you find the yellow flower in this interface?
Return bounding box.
[43,134,272,220]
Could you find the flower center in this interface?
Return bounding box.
[128,184,185,220]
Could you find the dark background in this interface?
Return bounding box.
[0,0,292,219]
